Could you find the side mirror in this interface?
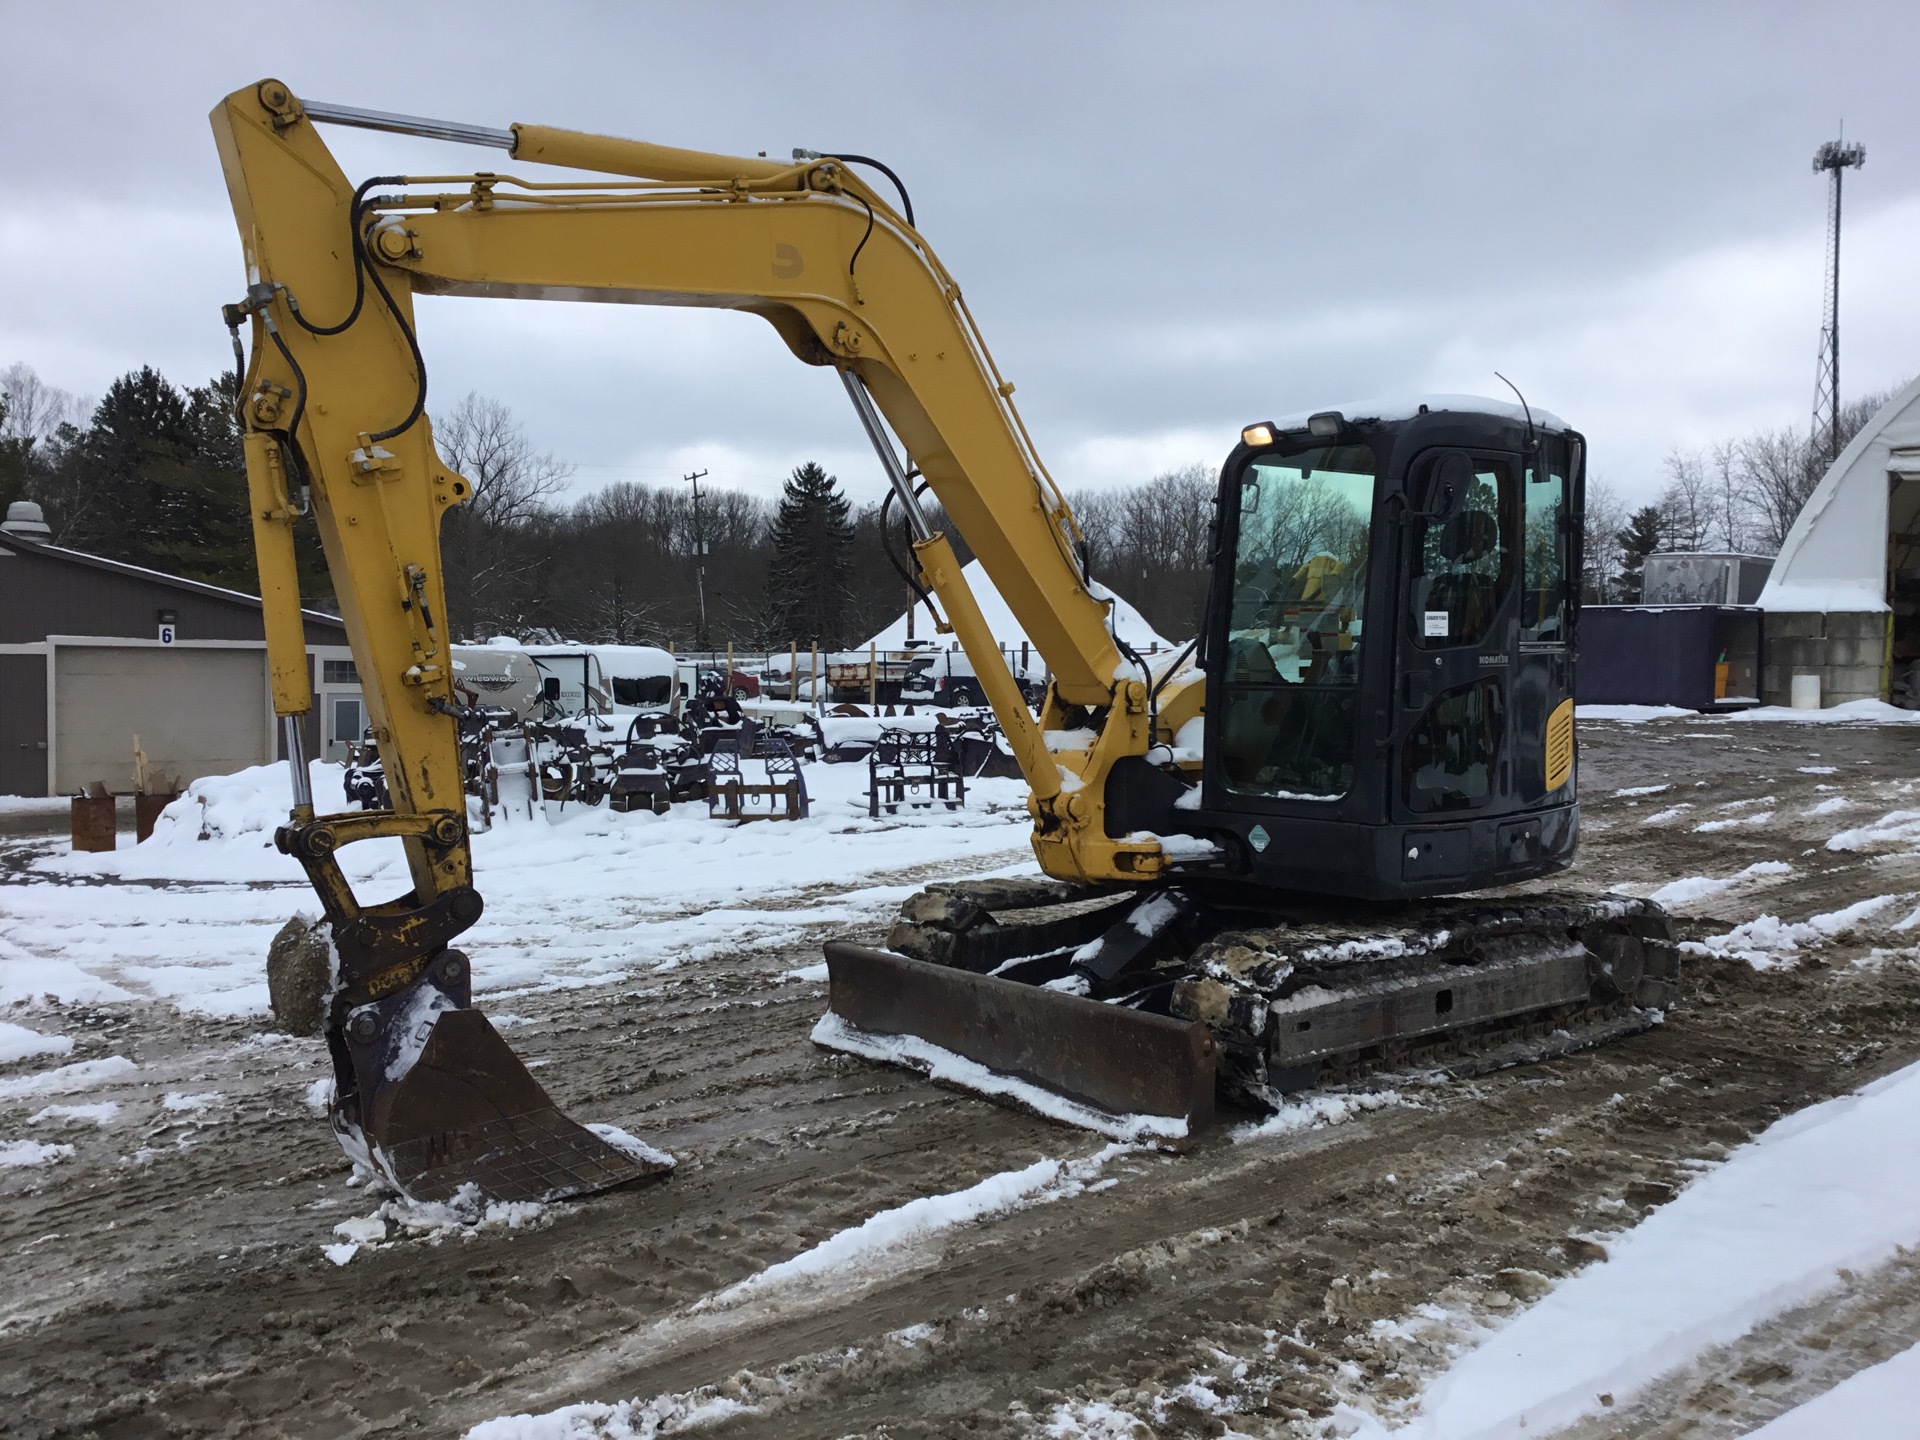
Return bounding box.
[1240,480,1262,514]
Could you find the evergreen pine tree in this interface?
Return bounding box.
[0,390,23,514]
[1615,505,1666,602]
[766,461,856,647]
[41,367,260,591]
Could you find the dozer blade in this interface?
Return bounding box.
[817,941,1215,1148]
[334,951,672,1204]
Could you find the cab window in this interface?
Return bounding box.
[1218,443,1378,800]
[1410,454,1515,650]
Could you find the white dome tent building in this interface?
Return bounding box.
[1756,375,1920,707]
[860,557,1174,701]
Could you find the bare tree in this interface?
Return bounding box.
[1066,465,1214,639]
[0,363,84,448]
[1581,474,1627,601]
[1709,440,1747,552]
[434,392,572,638]
[1657,448,1714,551]
[1730,426,1818,553]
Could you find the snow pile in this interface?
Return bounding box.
[1610,784,1673,799]
[0,1055,135,1100]
[148,758,351,846]
[30,1102,118,1127]
[322,1180,555,1266]
[1726,700,1920,726]
[700,1140,1136,1310]
[584,1122,677,1171]
[1231,1089,1410,1142]
[1352,1055,1920,1439]
[0,1138,75,1168]
[465,1390,751,1440]
[0,1020,72,1065]
[1649,861,1792,907]
[812,1012,1189,1144]
[1743,1342,1920,1438]
[1046,1397,1192,1436]
[1575,705,1696,723]
[1827,809,1920,853]
[1686,895,1902,969]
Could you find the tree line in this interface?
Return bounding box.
[14,357,1896,634]
[1,362,1217,649]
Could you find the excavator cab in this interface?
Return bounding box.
[1192,402,1583,900]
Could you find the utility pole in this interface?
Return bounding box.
[1811,132,1866,467]
[683,469,710,649]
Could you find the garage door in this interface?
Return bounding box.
[54,645,268,794]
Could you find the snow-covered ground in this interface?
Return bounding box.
[1579,698,1920,727]
[1339,1056,1920,1439]
[2,756,1039,1020]
[11,722,1920,1436]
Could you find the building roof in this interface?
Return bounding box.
[0,530,346,630]
[1757,374,1920,614]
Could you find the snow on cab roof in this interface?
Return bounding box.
[1265,394,1571,434]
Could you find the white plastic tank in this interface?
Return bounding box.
[1790,674,1823,710]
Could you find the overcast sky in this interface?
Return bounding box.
[4,1,1918,510]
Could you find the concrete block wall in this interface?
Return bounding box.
[1761,611,1887,706]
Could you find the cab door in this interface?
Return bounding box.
[1512,436,1580,806]
[1394,450,1522,819]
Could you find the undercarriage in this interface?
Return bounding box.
[821,878,1676,1139]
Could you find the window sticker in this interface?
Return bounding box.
[1424,610,1450,638]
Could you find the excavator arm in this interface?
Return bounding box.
[213,80,1197,886]
[211,80,1206,1196]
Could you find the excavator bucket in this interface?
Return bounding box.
[816,941,1216,1148]
[333,950,673,1203]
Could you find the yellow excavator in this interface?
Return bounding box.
[211,81,1674,1202]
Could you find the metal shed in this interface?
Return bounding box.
[0,509,355,796]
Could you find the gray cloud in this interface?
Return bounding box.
[4,1,1916,506]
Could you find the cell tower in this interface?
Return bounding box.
[1811,132,1866,465]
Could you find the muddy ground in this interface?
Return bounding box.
[7,719,1920,1438]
